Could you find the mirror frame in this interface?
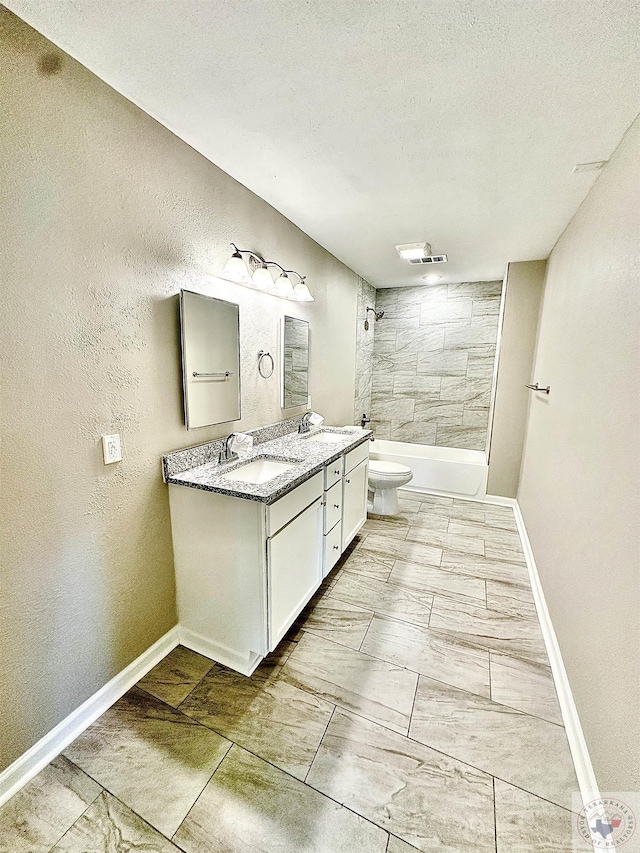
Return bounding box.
[179,289,241,430]
[280,315,310,409]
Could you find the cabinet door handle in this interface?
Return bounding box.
[334,469,341,475]
[333,504,340,509]
[346,478,351,484]
[333,545,340,550]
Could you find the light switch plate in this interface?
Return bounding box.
[102,433,122,464]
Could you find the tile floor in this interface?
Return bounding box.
[0,493,590,853]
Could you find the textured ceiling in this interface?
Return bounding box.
[5,0,639,287]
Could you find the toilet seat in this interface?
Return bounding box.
[369,460,412,476]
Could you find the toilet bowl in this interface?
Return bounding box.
[368,460,413,515]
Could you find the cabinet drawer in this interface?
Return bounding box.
[324,460,343,490]
[268,472,323,536]
[324,479,342,534]
[323,520,342,576]
[344,440,369,475]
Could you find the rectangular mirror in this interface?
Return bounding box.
[281,316,310,408]
[180,289,241,429]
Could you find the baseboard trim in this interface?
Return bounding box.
[512,501,601,808]
[0,626,180,808]
[179,627,261,677]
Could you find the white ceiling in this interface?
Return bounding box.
[5,0,639,287]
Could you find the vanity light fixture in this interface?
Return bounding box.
[218,243,314,301]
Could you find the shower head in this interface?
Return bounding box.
[366,307,385,321]
[364,306,384,330]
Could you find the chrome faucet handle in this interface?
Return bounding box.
[360,413,371,429]
[218,433,239,464]
[298,413,312,434]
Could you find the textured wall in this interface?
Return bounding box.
[370,282,502,449]
[0,13,358,772]
[354,277,376,424]
[518,118,639,789]
[487,261,546,497]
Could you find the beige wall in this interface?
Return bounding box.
[518,118,640,789]
[487,261,546,497]
[0,13,358,772]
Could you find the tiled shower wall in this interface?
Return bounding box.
[354,276,376,424]
[369,281,503,451]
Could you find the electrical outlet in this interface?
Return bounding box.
[102,433,122,464]
[307,395,312,407]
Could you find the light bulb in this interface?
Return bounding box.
[222,252,250,282]
[274,273,295,298]
[252,265,274,290]
[290,282,314,302]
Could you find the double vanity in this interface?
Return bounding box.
[164,423,371,675]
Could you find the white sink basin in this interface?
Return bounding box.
[218,458,296,485]
[303,431,348,444]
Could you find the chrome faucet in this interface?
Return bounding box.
[218,433,239,464]
[360,413,371,429]
[298,412,313,434]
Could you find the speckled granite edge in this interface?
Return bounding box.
[165,427,372,504]
[162,415,305,480]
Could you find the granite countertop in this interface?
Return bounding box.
[165,427,372,504]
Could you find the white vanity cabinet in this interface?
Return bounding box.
[168,439,369,676]
[341,442,369,550]
[267,475,324,649]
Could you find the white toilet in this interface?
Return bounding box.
[368,460,413,515]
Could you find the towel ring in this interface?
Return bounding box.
[257,350,274,379]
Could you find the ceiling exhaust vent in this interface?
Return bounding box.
[395,242,447,264]
[408,254,448,264]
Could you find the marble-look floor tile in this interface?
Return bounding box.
[0,756,102,853]
[180,663,333,780]
[490,653,563,725]
[331,572,433,629]
[358,533,442,568]
[388,559,486,604]
[361,518,409,539]
[441,549,530,585]
[51,791,181,853]
[410,677,578,811]
[339,549,394,581]
[448,521,523,554]
[420,500,484,524]
[483,507,518,531]
[361,614,490,698]
[485,541,527,564]
[174,744,388,853]
[281,633,418,734]
[137,644,214,707]
[429,595,549,665]
[403,510,450,531]
[298,597,374,650]
[494,779,593,852]
[406,526,485,556]
[387,836,422,852]
[486,578,538,619]
[404,491,453,506]
[64,686,231,837]
[397,498,426,515]
[307,708,495,853]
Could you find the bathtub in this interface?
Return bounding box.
[369,439,488,499]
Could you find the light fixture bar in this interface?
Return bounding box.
[217,244,313,301]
